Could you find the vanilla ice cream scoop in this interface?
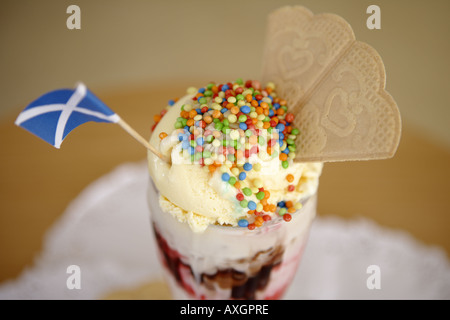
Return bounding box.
[148,80,322,232]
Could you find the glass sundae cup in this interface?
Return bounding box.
[147,181,317,299]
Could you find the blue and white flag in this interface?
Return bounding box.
[15,83,120,148]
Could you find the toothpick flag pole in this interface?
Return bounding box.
[15,82,170,164]
[116,118,170,163]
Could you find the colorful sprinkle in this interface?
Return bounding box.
[256,191,265,200]
[242,187,252,197]
[240,200,248,208]
[240,105,251,114]
[254,216,264,227]
[238,219,249,228]
[247,201,257,211]
[294,202,303,210]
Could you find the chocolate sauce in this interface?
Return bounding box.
[153,224,285,299]
[230,264,279,299]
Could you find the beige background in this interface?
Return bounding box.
[1,0,450,148]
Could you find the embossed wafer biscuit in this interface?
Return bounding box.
[262,6,401,162]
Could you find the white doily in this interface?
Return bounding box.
[1,161,449,300]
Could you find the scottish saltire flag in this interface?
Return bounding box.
[15,83,120,148]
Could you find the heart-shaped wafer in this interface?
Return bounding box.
[262,6,401,162]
